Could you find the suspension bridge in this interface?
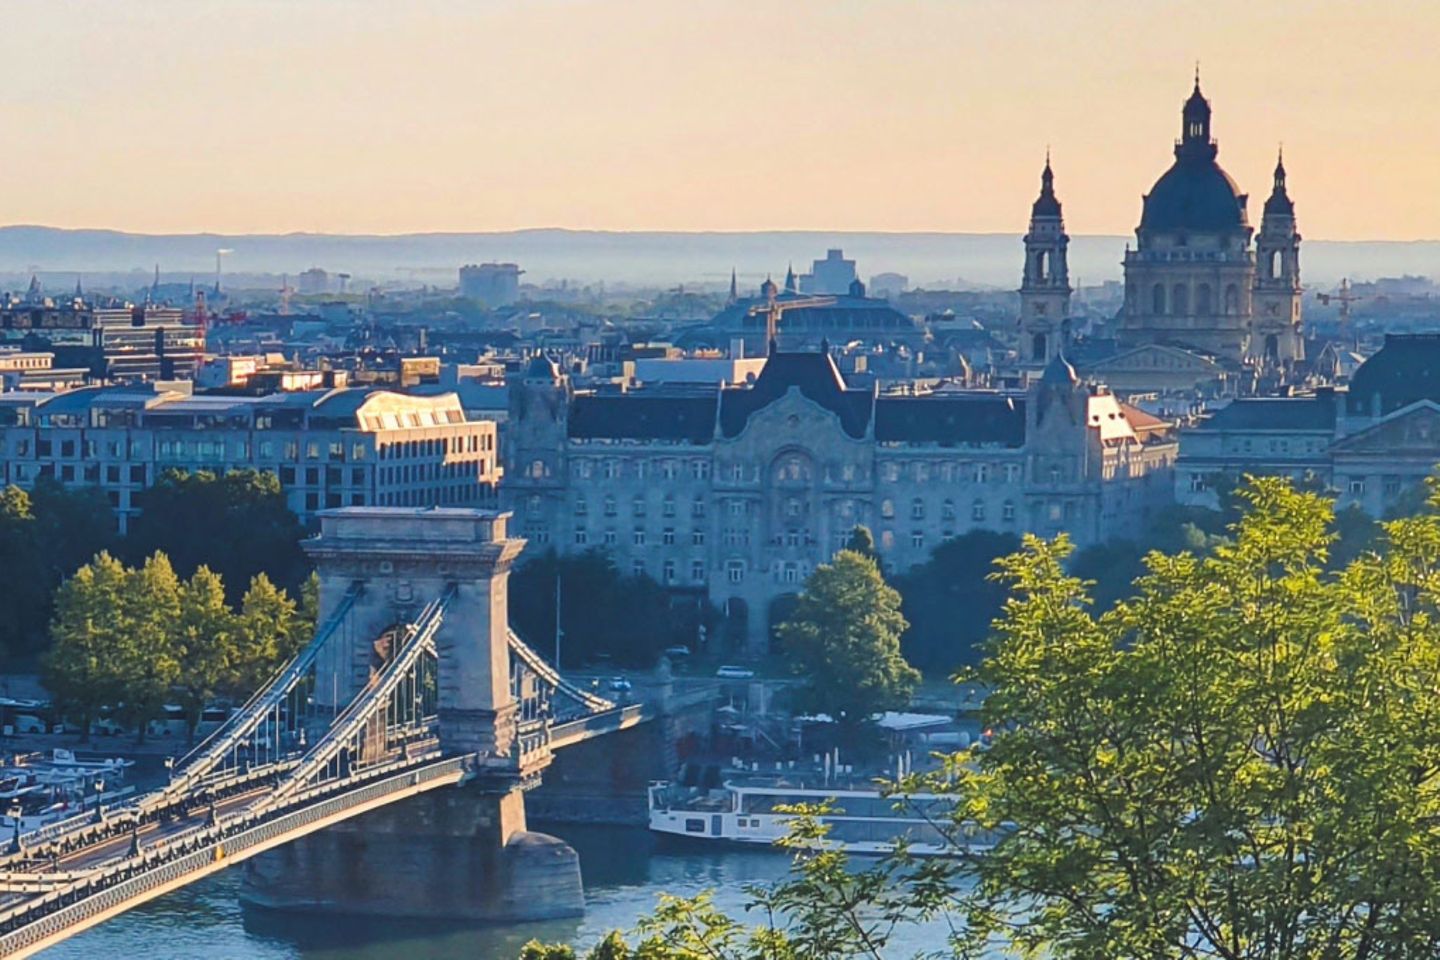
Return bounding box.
[0,507,688,958]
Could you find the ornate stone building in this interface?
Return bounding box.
[1117,76,1303,371]
[1251,152,1304,365]
[1176,335,1440,516]
[504,351,1177,653]
[1018,156,1072,368]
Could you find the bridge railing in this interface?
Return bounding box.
[260,587,453,808]
[0,753,469,956]
[148,581,365,810]
[507,629,614,715]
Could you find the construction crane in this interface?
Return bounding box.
[746,283,835,352]
[1315,277,1366,349]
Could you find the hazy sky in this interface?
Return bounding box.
[6,0,1436,239]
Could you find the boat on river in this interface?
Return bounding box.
[647,775,1001,857]
[0,749,135,833]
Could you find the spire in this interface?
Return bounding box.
[1178,68,1215,160]
[784,263,798,293]
[728,267,738,303]
[1263,144,1295,218]
[73,274,83,300]
[152,263,160,292]
[1031,151,1062,218]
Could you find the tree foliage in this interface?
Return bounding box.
[125,468,308,601]
[45,551,308,740]
[527,475,1440,960]
[950,475,1440,959]
[0,481,117,659]
[778,550,919,724]
[510,549,703,668]
[892,530,1019,671]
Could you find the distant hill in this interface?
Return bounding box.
[0,226,1429,290]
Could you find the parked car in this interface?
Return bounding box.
[90,717,127,737]
[662,645,692,659]
[12,714,47,735]
[715,665,755,680]
[607,677,633,693]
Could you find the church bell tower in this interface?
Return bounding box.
[1018,154,1072,366]
[1251,149,1304,365]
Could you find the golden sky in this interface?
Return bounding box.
[6,0,1435,239]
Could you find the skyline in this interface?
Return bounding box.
[6,1,1438,240]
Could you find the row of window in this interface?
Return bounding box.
[881,497,1017,522]
[561,457,1027,486]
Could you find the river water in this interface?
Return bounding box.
[35,824,955,959]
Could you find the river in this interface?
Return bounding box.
[34,824,956,959]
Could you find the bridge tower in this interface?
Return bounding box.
[246,506,582,922]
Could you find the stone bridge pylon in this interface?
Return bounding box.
[244,506,583,922]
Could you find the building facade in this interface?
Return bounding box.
[1176,335,1440,516]
[1118,77,1303,369]
[1018,156,1072,367]
[0,386,500,532]
[0,303,203,382]
[504,351,1178,652]
[459,263,523,307]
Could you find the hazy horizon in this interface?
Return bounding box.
[6,1,1439,240]
[0,226,1430,290]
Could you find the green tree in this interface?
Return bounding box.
[44,551,130,740]
[116,552,183,739]
[125,468,309,601]
[777,550,919,725]
[231,573,302,695]
[29,476,118,585]
[844,524,878,560]
[175,565,239,741]
[527,475,1440,960]
[892,530,1019,671]
[0,485,47,658]
[946,475,1440,959]
[510,549,696,668]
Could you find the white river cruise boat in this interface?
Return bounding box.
[647,776,1001,857]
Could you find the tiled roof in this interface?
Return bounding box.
[718,352,871,439]
[873,395,1026,446]
[1199,395,1337,432]
[569,393,717,443]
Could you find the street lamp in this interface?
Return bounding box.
[91,778,106,824]
[164,756,174,784]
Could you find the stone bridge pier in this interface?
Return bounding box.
[242,507,583,922]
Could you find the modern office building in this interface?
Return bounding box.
[0,303,203,382]
[459,263,523,307]
[0,386,501,532]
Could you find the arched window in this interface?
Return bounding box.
[1196,283,1212,315]
[1172,284,1189,315]
[1268,249,1281,279]
[1032,333,1047,362]
[1152,283,1166,315]
[1035,249,1048,282]
[880,499,895,520]
[1224,284,1240,315]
